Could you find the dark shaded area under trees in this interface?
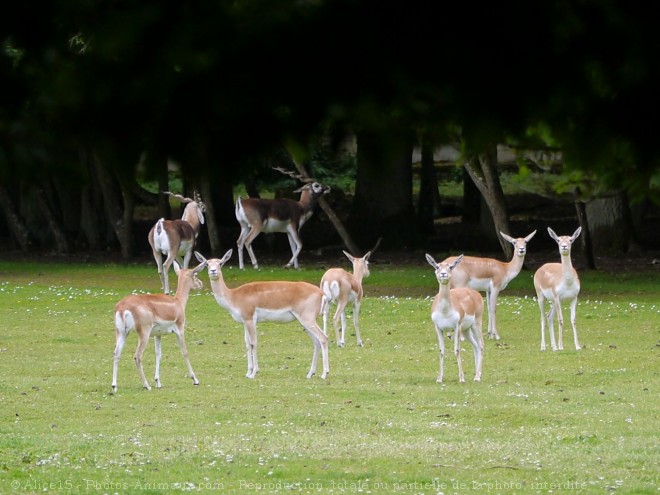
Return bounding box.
[1,1,659,267]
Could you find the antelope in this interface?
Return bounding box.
[534,227,582,351]
[320,246,376,347]
[426,254,485,384]
[111,257,207,392]
[235,173,330,269]
[196,250,329,379]
[443,230,536,340]
[148,191,206,295]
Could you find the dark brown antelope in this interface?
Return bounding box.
[235,169,330,269]
[148,191,206,294]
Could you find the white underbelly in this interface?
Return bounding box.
[262,219,291,233]
[255,308,296,323]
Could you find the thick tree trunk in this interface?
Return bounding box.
[463,146,512,257]
[35,185,70,253]
[349,129,418,249]
[0,185,31,251]
[417,136,441,235]
[574,198,596,269]
[91,151,134,259]
[584,191,635,256]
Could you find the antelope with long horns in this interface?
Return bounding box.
[148,191,206,294]
[235,168,330,269]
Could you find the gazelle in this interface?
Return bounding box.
[320,249,373,347]
[235,179,330,269]
[112,257,207,392]
[196,250,329,379]
[443,230,536,340]
[426,254,485,384]
[148,191,206,295]
[534,227,582,351]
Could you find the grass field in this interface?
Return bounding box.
[0,256,658,494]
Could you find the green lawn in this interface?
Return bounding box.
[0,258,658,494]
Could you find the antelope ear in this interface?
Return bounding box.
[547,227,559,241]
[173,260,182,275]
[500,232,515,244]
[571,226,582,241]
[450,254,464,270]
[342,250,356,263]
[195,251,207,264]
[220,249,233,266]
[525,230,537,242]
[425,253,438,269]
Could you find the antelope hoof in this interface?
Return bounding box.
[306,371,315,379]
[357,340,364,347]
[321,371,328,379]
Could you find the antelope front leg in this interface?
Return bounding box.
[454,325,466,383]
[569,298,581,350]
[487,288,501,340]
[284,228,302,269]
[435,325,445,384]
[174,327,199,386]
[243,323,259,378]
[553,296,565,350]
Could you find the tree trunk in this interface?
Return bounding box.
[417,135,441,236]
[462,167,481,224]
[35,185,70,253]
[463,146,512,257]
[349,129,418,249]
[584,191,635,256]
[0,185,31,251]
[91,150,134,259]
[574,198,596,269]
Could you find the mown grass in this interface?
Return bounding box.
[0,257,658,494]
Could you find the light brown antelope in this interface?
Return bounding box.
[196,250,329,379]
[112,256,207,392]
[443,230,536,340]
[534,227,582,351]
[320,244,377,347]
[148,191,206,294]
[426,254,485,384]
[235,172,330,269]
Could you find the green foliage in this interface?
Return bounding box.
[0,260,658,493]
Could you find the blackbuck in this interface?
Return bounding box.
[112,257,207,392]
[196,250,329,379]
[443,230,536,340]
[235,177,330,269]
[534,227,582,351]
[426,254,485,384]
[320,243,378,347]
[148,191,206,295]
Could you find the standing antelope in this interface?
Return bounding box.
[443,230,536,340]
[320,249,373,347]
[196,250,329,379]
[235,178,330,269]
[534,227,582,351]
[112,257,207,392]
[148,191,206,295]
[426,254,485,384]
